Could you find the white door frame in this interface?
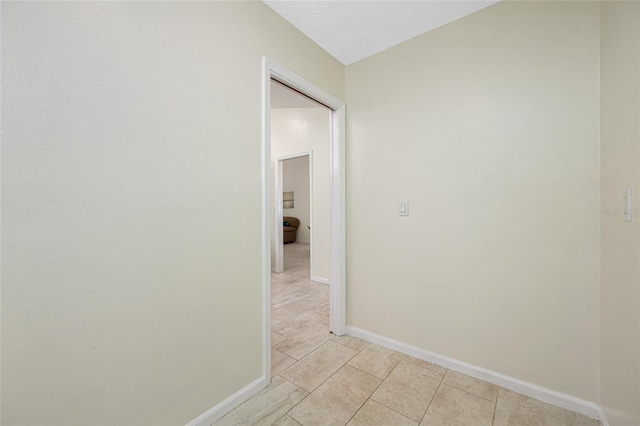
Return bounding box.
[262,57,346,382]
[275,151,313,275]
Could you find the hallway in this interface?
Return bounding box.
[214,244,599,426]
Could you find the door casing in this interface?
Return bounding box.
[261,57,346,383]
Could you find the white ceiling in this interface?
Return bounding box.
[263,0,500,65]
[271,79,327,108]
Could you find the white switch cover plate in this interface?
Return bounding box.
[398,201,409,216]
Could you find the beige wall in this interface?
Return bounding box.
[345,1,601,402]
[600,1,640,424]
[284,156,311,244]
[271,108,331,280]
[0,2,343,425]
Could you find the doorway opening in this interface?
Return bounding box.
[262,58,346,383]
[275,152,314,276]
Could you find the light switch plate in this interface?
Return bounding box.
[398,201,409,216]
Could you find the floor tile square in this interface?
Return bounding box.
[289,365,381,426]
[421,384,495,426]
[331,335,370,352]
[371,357,444,421]
[272,332,287,347]
[272,310,327,338]
[442,370,499,402]
[280,341,358,392]
[272,349,297,376]
[493,388,567,426]
[274,322,332,360]
[273,414,302,425]
[272,308,298,322]
[348,343,404,379]
[565,410,600,426]
[348,400,417,426]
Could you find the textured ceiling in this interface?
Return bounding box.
[264,0,499,65]
[271,79,327,108]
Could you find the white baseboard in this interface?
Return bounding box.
[185,376,267,426]
[311,276,329,285]
[345,326,602,422]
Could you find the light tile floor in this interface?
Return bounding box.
[215,243,599,426]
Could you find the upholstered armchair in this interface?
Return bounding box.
[283,217,299,243]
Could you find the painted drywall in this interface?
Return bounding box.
[345,0,601,402]
[283,156,311,244]
[271,107,331,280]
[0,1,344,425]
[600,2,640,425]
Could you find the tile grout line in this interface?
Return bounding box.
[273,327,334,361]
[492,387,500,426]
[331,339,371,352]
[439,381,500,404]
[354,357,428,425]
[418,366,449,424]
[282,340,371,424]
[341,349,400,382]
[270,376,309,426]
[364,399,421,426]
[275,331,365,381]
[342,355,405,426]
